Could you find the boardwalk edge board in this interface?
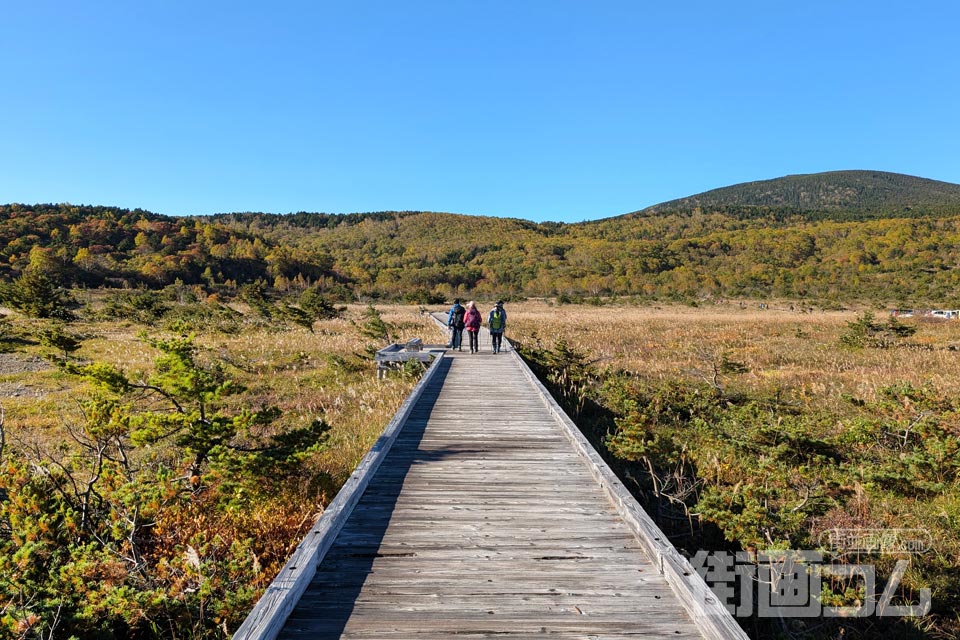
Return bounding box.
[233,352,447,640]
[509,347,750,640]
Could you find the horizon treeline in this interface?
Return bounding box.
[4,202,960,306]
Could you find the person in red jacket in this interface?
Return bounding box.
[464,301,482,353]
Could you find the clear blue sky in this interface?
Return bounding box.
[3,1,959,223]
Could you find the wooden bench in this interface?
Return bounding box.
[373,340,441,378]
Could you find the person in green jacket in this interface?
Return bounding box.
[488,301,507,353]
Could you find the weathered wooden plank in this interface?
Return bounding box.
[281,617,699,635]
[305,591,676,603]
[376,632,682,637]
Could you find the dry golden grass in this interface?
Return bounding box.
[373,304,450,344]
[7,300,957,456]
[502,300,960,412]
[1,305,432,488]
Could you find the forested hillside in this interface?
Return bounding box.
[642,170,960,217]
[0,203,340,291]
[5,171,960,306]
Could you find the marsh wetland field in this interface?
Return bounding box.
[3,298,960,638]
[509,301,960,404]
[509,300,960,638]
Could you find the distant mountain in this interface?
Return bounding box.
[642,170,960,216]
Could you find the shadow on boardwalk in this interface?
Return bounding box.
[282,356,472,637]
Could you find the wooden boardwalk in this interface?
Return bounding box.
[236,321,746,639]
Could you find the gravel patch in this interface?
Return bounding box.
[0,353,51,375]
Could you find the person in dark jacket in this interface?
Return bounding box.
[464,300,482,353]
[487,300,507,353]
[447,298,465,350]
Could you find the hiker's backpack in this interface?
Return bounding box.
[453,306,466,329]
[490,309,503,331]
